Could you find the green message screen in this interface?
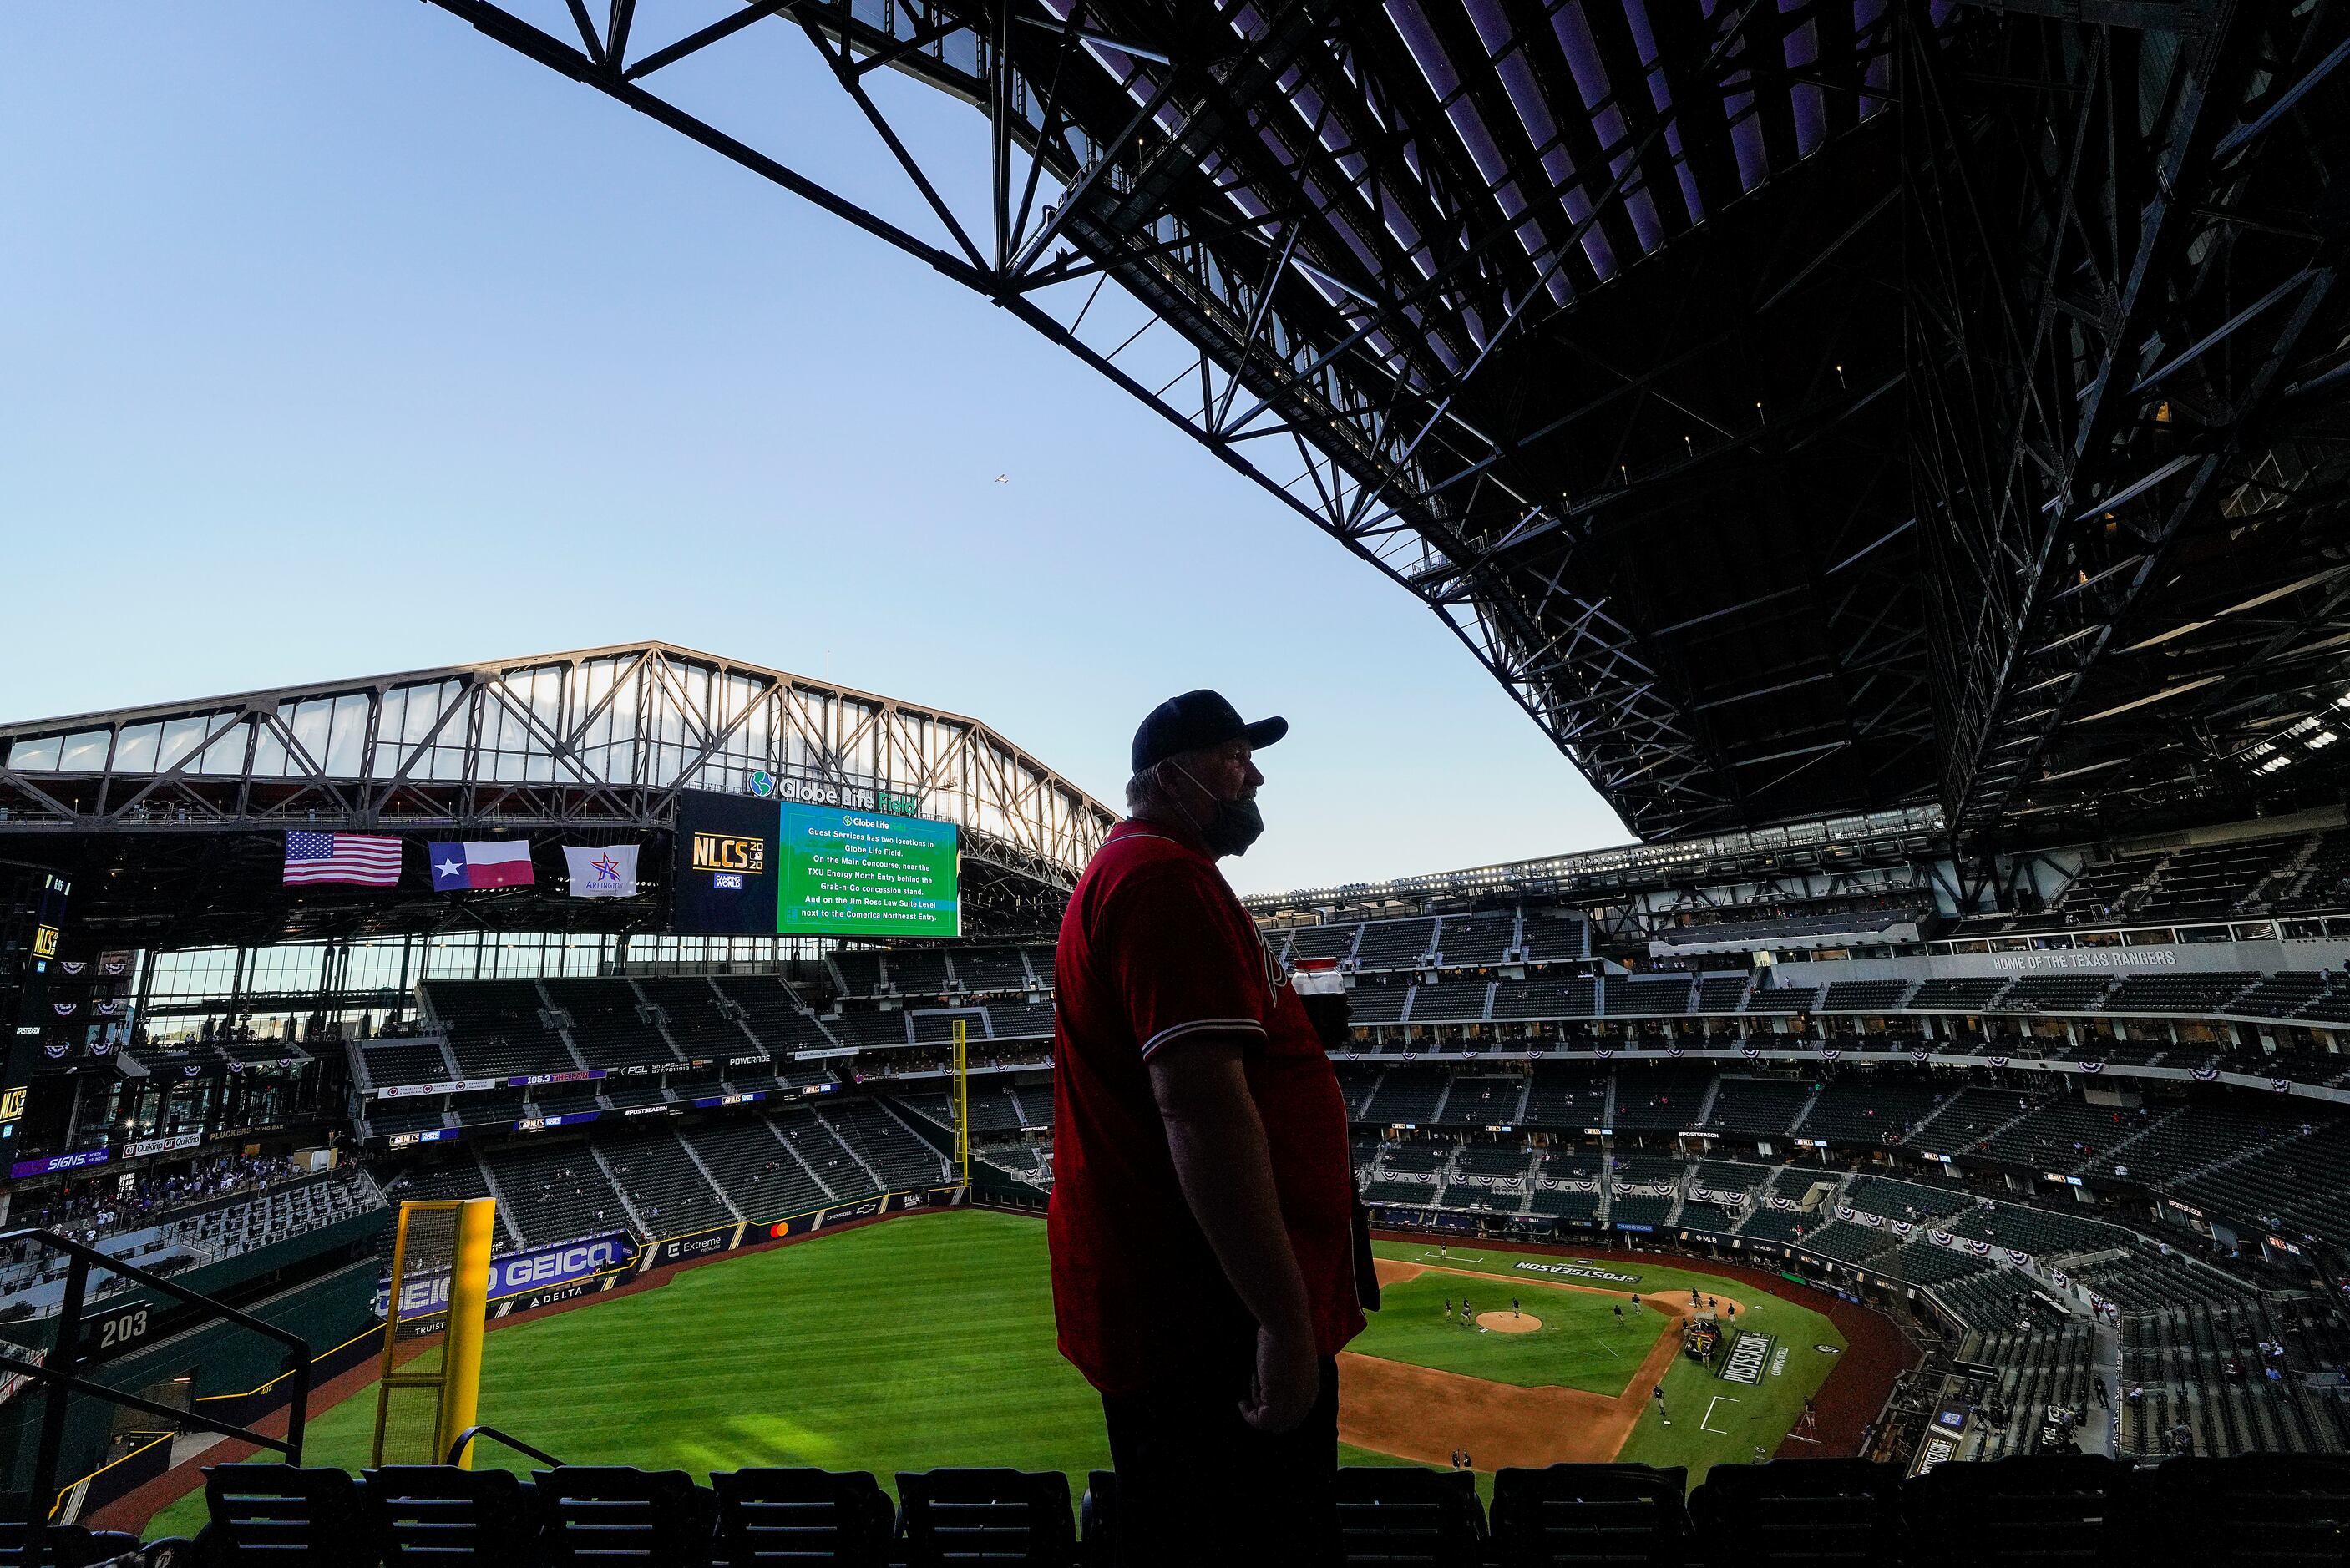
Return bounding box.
[777,802,960,938]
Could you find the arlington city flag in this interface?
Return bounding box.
[563,844,640,898]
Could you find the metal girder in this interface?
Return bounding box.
[410,0,1914,842]
[1908,0,2350,843]
[0,642,1113,942]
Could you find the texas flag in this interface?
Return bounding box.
[427,841,536,891]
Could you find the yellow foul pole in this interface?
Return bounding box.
[952,1016,970,1190]
[437,1197,497,1468]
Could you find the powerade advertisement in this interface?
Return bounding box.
[672,788,960,938]
[374,1232,637,1322]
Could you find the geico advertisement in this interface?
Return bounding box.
[375,1232,636,1319]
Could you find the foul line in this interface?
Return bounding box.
[1702,1395,1741,1434]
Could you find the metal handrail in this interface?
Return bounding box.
[0,1227,311,1562]
[443,1424,565,1469]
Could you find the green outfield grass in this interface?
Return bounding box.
[144,1214,1847,1539]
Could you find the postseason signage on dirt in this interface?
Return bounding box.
[1719,1330,1775,1386]
[1512,1259,1640,1285]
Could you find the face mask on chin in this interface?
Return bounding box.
[1171,763,1266,857]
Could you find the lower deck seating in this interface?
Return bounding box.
[595,1122,732,1237]
[822,1100,950,1191]
[683,1116,833,1219]
[479,1141,631,1249]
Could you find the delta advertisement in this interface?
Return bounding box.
[672,788,960,938]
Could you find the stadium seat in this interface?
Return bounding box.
[1488,1463,1689,1568]
[1903,1453,2141,1568]
[195,1464,370,1564]
[1077,1471,1116,1568]
[0,1518,146,1568]
[361,1464,544,1563]
[533,1466,718,1566]
[1334,1465,1484,1565]
[711,1468,894,1566]
[895,1469,1074,1567]
[1688,1459,1905,1568]
[2146,1454,2350,1565]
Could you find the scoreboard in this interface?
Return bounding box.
[673,789,960,938]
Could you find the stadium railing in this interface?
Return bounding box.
[0,1227,311,1562]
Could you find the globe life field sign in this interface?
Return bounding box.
[673,788,960,938]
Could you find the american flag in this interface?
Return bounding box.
[283,832,403,886]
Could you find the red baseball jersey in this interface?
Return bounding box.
[1047,817,1365,1394]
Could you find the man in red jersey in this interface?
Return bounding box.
[1050,690,1365,1567]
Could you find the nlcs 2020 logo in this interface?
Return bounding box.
[691,834,766,875]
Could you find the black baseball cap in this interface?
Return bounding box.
[1131,690,1288,773]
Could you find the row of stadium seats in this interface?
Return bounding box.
[1263,907,1590,973]
[0,1171,383,1312]
[383,978,1063,1096]
[1968,1324,2097,1461]
[1266,834,2341,962]
[158,1452,2350,1566]
[825,945,1052,999]
[1949,831,2347,936]
[435,1057,2347,1269]
[378,972,2350,1136]
[1347,1135,2312,1347]
[1324,967,2350,1023]
[1649,903,1932,948]
[1334,1057,2344,1156]
[380,1100,953,1253]
[2119,1302,2350,1459]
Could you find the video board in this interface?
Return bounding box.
[673,789,960,938]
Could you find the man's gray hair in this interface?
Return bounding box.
[1124,757,1187,817]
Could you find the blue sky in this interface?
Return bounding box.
[0,3,1628,894]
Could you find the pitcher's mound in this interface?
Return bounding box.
[1477,1311,1541,1333]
